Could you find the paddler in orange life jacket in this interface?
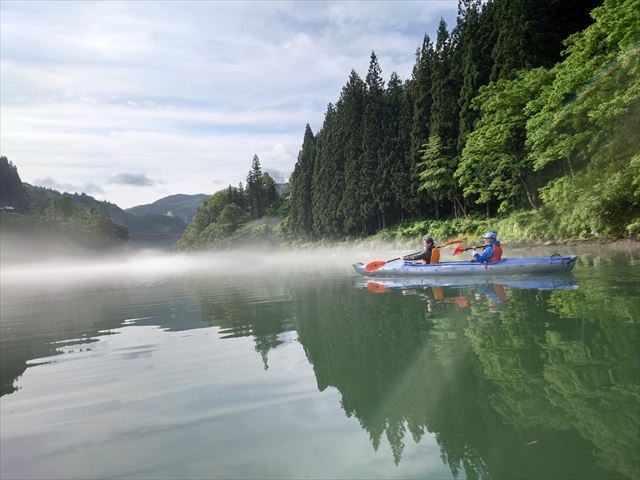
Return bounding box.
[403,235,440,264]
[473,232,503,263]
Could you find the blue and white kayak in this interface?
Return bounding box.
[353,255,577,277]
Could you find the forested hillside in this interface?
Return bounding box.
[0,156,189,253]
[0,156,128,249]
[288,0,639,241]
[177,155,286,249]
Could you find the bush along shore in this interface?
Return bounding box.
[363,211,640,250]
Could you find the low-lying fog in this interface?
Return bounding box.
[2,234,636,290]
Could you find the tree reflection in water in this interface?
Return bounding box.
[194,269,638,479]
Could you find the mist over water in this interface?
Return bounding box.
[1,245,362,288]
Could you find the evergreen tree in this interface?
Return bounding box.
[457,0,496,152]
[410,35,435,172]
[337,70,366,236]
[424,19,464,216]
[394,79,421,220]
[261,173,278,211]
[418,135,459,218]
[289,124,316,237]
[246,154,265,218]
[379,72,405,227]
[311,103,344,238]
[362,52,386,233]
[237,182,246,209]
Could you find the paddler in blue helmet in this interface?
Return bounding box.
[473,231,503,263]
[404,235,439,264]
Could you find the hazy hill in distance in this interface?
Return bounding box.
[24,184,186,234]
[127,194,209,224]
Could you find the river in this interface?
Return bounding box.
[1,247,638,479]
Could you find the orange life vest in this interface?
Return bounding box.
[490,243,503,262]
[421,247,441,264]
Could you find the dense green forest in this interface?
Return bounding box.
[177,155,287,249]
[287,0,640,242]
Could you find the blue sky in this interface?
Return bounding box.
[1,1,458,208]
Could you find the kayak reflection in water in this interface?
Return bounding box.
[359,275,578,313]
[398,286,470,312]
[474,283,507,313]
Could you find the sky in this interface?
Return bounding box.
[1,1,458,208]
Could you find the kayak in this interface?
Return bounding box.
[353,255,577,277]
[354,274,578,291]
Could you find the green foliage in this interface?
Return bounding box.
[526,0,640,173]
[288,124,315,237]
[246,155,266,219]
[1,203,129,249]
[218,203,250,230]
[178,155,289,250]
[417,135,458,217]
[538,156,640,238]
[286,0,607,240]
[457,68,555,212]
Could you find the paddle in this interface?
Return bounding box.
[365,239,463,272]
[453,244,484,256]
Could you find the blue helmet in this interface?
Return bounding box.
[482,231,497,240]
[422,235,434,244]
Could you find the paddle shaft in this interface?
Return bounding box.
[388,241,460,262]
[459,245,484,252]
[365,240,463,272]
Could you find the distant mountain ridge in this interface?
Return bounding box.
[22,184,187,234]
[127,194,209,223]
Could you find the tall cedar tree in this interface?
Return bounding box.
[311,103,343,238]
[395,79,420,220]
[409,35,435,215]
[338,70,366,236]
[363,52,386,233]
[262,173,278,211]
[420,19,463,218]
[457,0,496,152]
[246,155,265,218]
[289,124,316,237]
[380,72,405,227]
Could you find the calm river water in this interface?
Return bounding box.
[1,248,639,479]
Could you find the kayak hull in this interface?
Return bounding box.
[354,255,577,277]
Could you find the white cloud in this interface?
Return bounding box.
[108,173,156,187]
[1,1,458,208]
[33,176,105,195]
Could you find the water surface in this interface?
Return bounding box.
[1,249,639,479]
